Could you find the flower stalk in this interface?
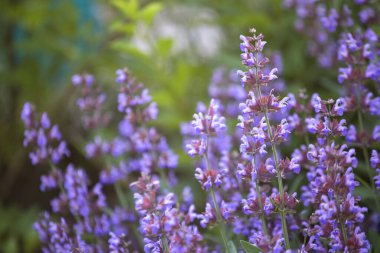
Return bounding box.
[257,83,290,249]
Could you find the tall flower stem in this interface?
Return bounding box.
[256,82,290,249]
[335,194,348,246]
[204,147,230,253]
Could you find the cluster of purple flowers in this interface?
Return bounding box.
[299,95,370,251]
[79,68,178,185]
[282,3,380,251]
[21,8,380,251]
[284,0,379,72]
[183,98,237,251]
[130,173,203,252]
[234,29,301,251]
[23,66,210,252]
[22,103,69,165]
[72,73,110,129]
[22,105,134,252]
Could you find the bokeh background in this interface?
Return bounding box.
[0,0,337,252]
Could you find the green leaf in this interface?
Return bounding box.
[289,173,305,193]
[354,186,378,200]
[111,0,139,19]
[139,2,163,24]
[111,41,147,58]
[156,38,173,57]
[228,240,238,253]
[110,21,136,34]
[240,240,262,253]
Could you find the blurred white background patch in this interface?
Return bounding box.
[132,5,224,59]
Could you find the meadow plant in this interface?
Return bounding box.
[21,10,380,253]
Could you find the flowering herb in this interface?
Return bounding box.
[21,15,380,252]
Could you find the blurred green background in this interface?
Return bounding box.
[0,0,336,252]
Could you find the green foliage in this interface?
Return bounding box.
[110,0,163,34]
[240,240,262,253]
[369,231,380,253]
[0,206,39,253]
[228,240,238,253]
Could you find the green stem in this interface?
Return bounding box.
[335,195,348,246]
[257,83,290,249]
[161,235,170,253]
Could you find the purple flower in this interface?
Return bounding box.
[192,99,226,135]
[64,164,90,217]
[37,129,47,148]
[333,98,346,116]
[116,69,128,83]
[365,28,378,42]
[194,167,224,191]
[158,149,178,169]
[277,119,291,140]
[338,44,348,61]
[50,125,62,140]
[338,65,352,83]
[319,7,338,32]
[289,157,301,174]
[374,169,380,191]
[311,94,322,113]
[365,93,380,116]
[371,150,380,168]
[366,62,380,82]
[51,141,70,164]
[40,113,51,129]
[199,203,215,228]
[21,104,70,165]
[109,232,129,253]
[322,117,331,135]
[118,118,134,137]
[372,126,380,141]
[305,117,318,134]
[360,8,375,23]
[371,150,380,190]
[186,135,207,157]
[346,125,357,142]
[143,238,160,253]
[71,74,82,86]
[71,73,94,86]
[40,170,62,192]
